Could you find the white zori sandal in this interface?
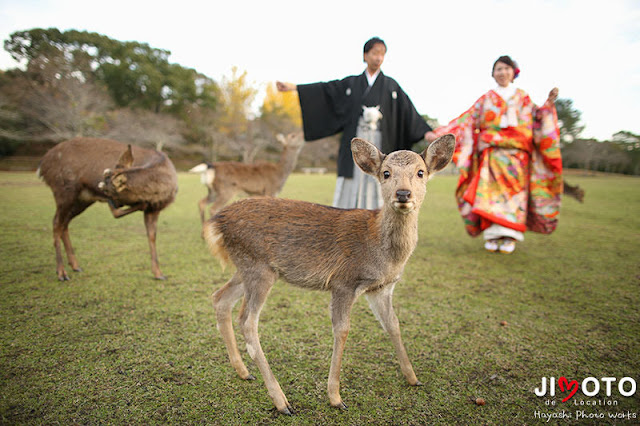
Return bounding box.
[498,238,516,254]
[484,239,500,252]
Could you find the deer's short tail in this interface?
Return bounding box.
[203,220,231,270]
[189,163,215,186]
[188,163,209,173]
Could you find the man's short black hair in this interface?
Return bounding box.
[364,37,386,54]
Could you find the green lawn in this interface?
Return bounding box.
[0,170,638,425]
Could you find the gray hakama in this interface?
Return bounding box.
[296,71,431,210]
[332,117,383,209]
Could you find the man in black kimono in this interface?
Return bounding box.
[277,37,431,208]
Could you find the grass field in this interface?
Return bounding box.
[1,170,639,425]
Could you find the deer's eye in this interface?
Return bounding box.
[383,171,391,179]
[418,170,424,178]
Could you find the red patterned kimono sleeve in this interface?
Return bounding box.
[527,102,563,233]
[432,96,485,236]
[433,96,483,169]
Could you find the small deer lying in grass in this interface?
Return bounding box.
[38,137,178,281]
[189,132,304,225]
[204,134,455,414]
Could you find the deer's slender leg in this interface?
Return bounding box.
[212,274,253,380]
[52,199,91,280]
[238,267,293,415]
[143,210,165,280]
[207,189,234,218]
[52,208,70,281]
[198,197,209,225]
[198,187,219,226]
[365,285,420,386]
[60,200,92,273]
[61,226,81,272]
[327,287,357,409]
[107,199,146,218]
[199,191,218,238]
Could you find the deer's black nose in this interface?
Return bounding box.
[396,190,411,203]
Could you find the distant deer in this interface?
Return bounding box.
[563,180,585,203]
[38,137,178,281]
[204,134,455,414]
[189,132,304,225]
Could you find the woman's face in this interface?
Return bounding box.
[364,43,386,73]
[493,62,514,87]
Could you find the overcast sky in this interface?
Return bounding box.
[1,0,639,140]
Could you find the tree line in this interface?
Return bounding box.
[554,99,640,175]
[0,28,313,166]
[1,28,639,175]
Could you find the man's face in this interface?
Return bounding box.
[364,43,386,73]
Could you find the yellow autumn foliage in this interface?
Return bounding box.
[261,83,302,128]
[217,66,258,138]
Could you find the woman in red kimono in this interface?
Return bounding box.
[426,55,562,253]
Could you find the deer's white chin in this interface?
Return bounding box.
[392,201,415,213]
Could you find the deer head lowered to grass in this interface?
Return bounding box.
[189,132,304,226]
[203,134,455,414]
[563,180,585,203]
[38,137,178,281]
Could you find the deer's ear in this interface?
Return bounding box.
[351,138,385,176]
[116,144,134,169]
[422,134,455,174]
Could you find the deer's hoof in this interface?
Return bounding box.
[331,401,347,410]
[244,374,256,381]
[58,274,70,281]
[154,275,167,281]
[73,267,83,273]
[278,406,294,416]
[413,380,423,386]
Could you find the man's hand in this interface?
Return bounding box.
[276,81,296,92]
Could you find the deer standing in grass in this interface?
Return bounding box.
[190,132,304,225]
[38,137,178,281]
[204,134,455,414]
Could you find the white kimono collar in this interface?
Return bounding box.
[494,84,517,101]
[365,69,381,87]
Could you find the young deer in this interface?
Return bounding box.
[38,137,178,281]
[190,132,304,225]
[204,134,455,414]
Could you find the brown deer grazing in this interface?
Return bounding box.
[204,134,455,414]
[563,180,585,203]
[38,137,178,281]
[189,132,304,225]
